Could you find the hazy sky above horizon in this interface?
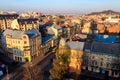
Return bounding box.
[0,0,120,14]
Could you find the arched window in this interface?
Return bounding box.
[23,36,26,39]
[100,62,103,66]
[24,41,27,44]
[106,63,110,67]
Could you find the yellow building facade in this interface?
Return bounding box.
[59,38,84,74]
[2,29,41,62]
[69,49,83,74]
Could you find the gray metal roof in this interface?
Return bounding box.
[47,28,54,35]
[84,42,92,50]
[3,29,40,39]
[3,29,24,38]
[91,41,120,55]
[52,25,62,30]
[67,41,84,50]
[12,30,24,38]
[25,29,40,38]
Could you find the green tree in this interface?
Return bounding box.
[55,18,62,25]
[49,47,70,80]
[101,17,106,21]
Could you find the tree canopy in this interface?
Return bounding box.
[55,18,62,25]
[49,47,70,80]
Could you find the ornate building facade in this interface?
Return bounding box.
[82,42,120,79]
[2,29,41,62]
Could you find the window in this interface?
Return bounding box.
[92,61,94,65]
[101,58,103,60]
[19,57,22,61]
[100,62,103,66]
[106,63,109,67]
[17,50,19,54]
[95,61,97,66]
[85,60,88,65]
[18,41,20,44]
[17,57,19,61]
[24,41,27,44]
[115,72,118,75]
[20,51,23,55]
[107,58,110,61]
[15,56,17,60]
[14,50,16,53]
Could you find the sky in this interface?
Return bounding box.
[0,0,120,14]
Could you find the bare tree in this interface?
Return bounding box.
[23,63,42,80]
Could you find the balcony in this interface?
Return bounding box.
[23,46,30,48]
[24,49,30,51]
[90,65,98,68]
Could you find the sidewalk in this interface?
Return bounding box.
[80,71,105,80]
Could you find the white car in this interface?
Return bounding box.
[0,70,3,76]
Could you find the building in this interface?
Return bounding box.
[0,14,39,32]
[82,42,120,79]
[67,41,84,74]
[50,24,62,38]
[58,38,67,54]
[106,25,120,34]
[18,18,39,31]
[71,18,81,24]
[41,35,59,55]
[81,21,99,35]
[61,26,68,38]
[2,29,41,62]
[0,33,4,54]
[90,20,98,35]
[105,17,120,23]
[0,14,19,31]
[59,38,85,74]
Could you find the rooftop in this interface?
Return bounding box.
[25,29,40,38]
[0,14,18,19]
[3,29,40,39]
[95,34,118,43]
[91,41,120,56]
[3,29,24,38]
[47,28,54,35]
[67,41,84,50]
[42,35,54,44]
[83,42,92,51]
[18,18,38,24]
[52,25,62,30]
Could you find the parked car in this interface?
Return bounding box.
[0,70,3,77]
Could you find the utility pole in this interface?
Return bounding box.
[6,66,9,80]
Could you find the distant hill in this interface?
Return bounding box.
[88,10,120,15]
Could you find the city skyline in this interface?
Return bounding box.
[0,0,120,14]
